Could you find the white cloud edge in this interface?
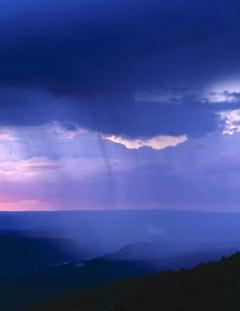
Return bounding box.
[218,109,240,135]
[101,134,188,150]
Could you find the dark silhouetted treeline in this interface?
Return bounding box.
[29,252,240,311]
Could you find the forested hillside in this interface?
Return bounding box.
[30,252,240,311]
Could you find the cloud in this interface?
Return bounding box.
[206,91,240,104]
[0,157,62,182]
[204,79,240,103]
[2,122,240,211]
[102,134,188,150]
[0,1,240,139]
[52,121,85,139]
[218,109,240,135]
[134,85,197,104]
[0,133,15,142]
[16,157,62,172]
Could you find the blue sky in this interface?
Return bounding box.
[0,0,240,211]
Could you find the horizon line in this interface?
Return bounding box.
[0,208,240,215]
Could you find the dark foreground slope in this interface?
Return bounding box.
[0,248,235,311]
[30,252,240,311]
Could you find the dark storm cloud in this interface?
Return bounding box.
[1,0,240,137]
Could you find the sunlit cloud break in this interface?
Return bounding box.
[206,80,240,103]
[102,134,188,150]
[207,91,240,103]
[218,109,240,135]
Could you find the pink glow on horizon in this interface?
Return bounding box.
[0,196,58,211]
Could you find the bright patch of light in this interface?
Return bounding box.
[102,134,188,150]
[218,109,240,135]
[207,80,240,103]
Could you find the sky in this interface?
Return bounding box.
[1,0,240,211]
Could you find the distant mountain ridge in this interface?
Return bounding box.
[102,239,240,260]
[2,210,240,254]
